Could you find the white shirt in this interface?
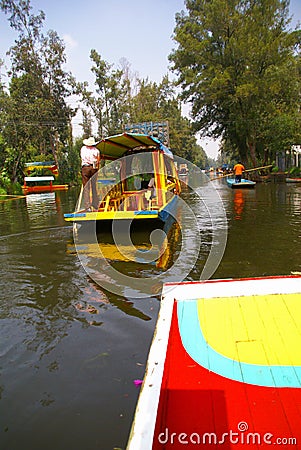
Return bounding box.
[148,177,155,188]
[81,145,100,166]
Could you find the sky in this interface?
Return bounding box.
[1,0,300,159]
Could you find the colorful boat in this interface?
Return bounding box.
[127,275,301,449]
[24,160,59,176]
[22,161,68,193]
[22,176,68,194]
[226,178,256,188]
[64,133,181,224]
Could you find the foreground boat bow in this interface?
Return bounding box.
[127,275,301,449]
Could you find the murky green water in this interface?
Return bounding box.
[0,180,300,450]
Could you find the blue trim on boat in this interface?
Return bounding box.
[134,210,158,215]
[227,178,256,188]
[64,212,87,218]
[158,196,178,223]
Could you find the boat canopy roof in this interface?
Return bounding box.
[24,161,56,168]
[95,132,174,160]
[24,176,54,182]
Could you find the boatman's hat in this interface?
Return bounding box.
[83,137,96,146]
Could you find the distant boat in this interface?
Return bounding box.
[127,275,301,449]
[22,176,68,194]
[286,177,301,183]
[22,161,68,194]
[226,178,256,188]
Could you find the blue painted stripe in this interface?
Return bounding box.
[177,300,301,388]
[158,196,178,223]
[134,210,158,215]
[64,213,86,218]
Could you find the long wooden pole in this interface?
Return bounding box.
[208,164,273,181]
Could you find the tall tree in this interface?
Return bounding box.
[169,0,301,166]
[80,109,93,138]
[75,50,131,137]
[130,75,207,164]
[0,0,75,181]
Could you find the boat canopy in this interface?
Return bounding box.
[95,132,174,160]
[24,161,56,169]
[24,161,58,177]
[24,176,54,182]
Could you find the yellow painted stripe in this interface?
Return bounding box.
[198,293,301,366]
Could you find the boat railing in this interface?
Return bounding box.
[107,183,175,213]
[121,190,152,211]
[76,176,177,214]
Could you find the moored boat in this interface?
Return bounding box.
[22,161,68,193]
[127,275,301,449]
[22,176,68,194]
[226,178,256,188]
[64,133,181,225]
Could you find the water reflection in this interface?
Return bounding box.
[72,172,228,297]
[1,181,301,450]
[0,227,83,354]
[233,190,245,220]
[214,182,301,278]
[72,218,184,298]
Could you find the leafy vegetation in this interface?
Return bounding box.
[169,0,301,167]
[0,0,300,193]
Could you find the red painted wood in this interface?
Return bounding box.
[152,302,300,449]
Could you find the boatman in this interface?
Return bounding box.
[80,136,100,211]
[233,161,245,183]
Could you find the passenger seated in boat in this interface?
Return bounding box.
[147,175,156,199]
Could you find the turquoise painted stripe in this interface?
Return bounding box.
[177,300,301,388]
[64,212,86,218]
[134,210,158,215]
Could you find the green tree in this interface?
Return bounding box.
[75,50,131,137]
[130,75,207,165]
[169,0,301,167]
[0,0,75,182]
[75,56,207,165]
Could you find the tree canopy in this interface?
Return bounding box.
[4,0,300,187]
[0,0,208,188]
[169,0,301,166]
[74,52,207,165]
[0,0,76,183]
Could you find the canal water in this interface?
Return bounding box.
[0,179,300,450]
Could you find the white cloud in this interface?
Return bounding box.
[63,34,78,50]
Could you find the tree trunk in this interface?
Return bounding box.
[247,140,257,168]
[12,150,22,183]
